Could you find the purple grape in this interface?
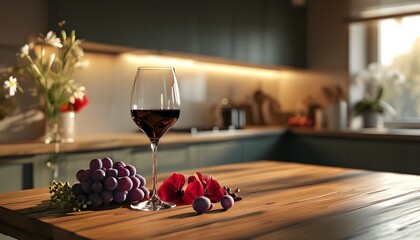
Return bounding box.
[76,169,87,182]
[92,181,103,193]
[124,165,136,176]
[91,169,106,182]
[72,183,83,196]
[135,174,146,187]
[101,157,113,169]
[118,168,130,177]
[71,183,83,196]
[193,196,212,214]
[104,176,118,191]
[82,181,92,194]
[114,165,123,170]
[113,161,126,169]
[81,173,92,184]
[130,176,140,189]
[128,188,145,201]
[89,158,103,171]
[139,186,150,198]
[88,193,102,208]
[77,194,88,201]
[117,176,133,191]
[100,190,113,205]
[113,190,127,203]
[106,168,118,178]
[221,195,234,210]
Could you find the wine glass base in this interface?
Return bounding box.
[131,199,176,211]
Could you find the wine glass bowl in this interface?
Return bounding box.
[130,66,180,211]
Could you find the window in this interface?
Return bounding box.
[378,15,420,120]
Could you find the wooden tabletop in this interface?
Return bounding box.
[1,160,420,239]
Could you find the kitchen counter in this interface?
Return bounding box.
[3,126,420,158]
[1,160,420,239]
[0,127,286,157]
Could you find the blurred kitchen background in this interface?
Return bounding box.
[0,0,418,142]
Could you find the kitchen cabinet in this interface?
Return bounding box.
[129,134,283,176]
[232,0,265,64]
[130,144,191,176]
[197,1,233,59]
[49,0,306,68]
[0,156,33,193]
[192,141,244,167]
[243,135,282,162]
[148,1,201,53]
[285,132,420,175]
[50,1,199,55]
[264,0,306,67]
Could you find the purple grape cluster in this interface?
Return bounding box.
[72,157,148,208]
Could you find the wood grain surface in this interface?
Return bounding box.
[1,160,420,239]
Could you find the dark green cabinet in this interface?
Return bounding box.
[232,0,266,64]
[264,0,306,67]
[0,156,34,193]
[198,1,233,59]
[284,133,420,175]
[50,0,306,68]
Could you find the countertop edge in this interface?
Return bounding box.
[289,127,420,141]
[3,126,420,158]
[0,127,286,158]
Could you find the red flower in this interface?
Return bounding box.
[158,173,204,205]
[60,95,89,113]
[189,172,226,203]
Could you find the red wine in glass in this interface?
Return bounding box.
[131,109,180,143]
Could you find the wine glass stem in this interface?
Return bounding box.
[150,142,158,199]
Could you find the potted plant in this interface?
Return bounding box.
[353,62,404,128]
[354,86,395,128]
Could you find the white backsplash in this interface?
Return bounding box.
[0,50,347,142]
[74,52,283,134]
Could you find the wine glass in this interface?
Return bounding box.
[130,66,181,211]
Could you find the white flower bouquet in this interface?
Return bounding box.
[1,29,89,142]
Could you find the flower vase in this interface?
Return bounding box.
[60,111,75,143]
[44,111,61,144]
[325,100,348,130]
